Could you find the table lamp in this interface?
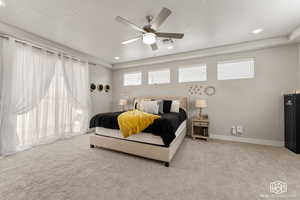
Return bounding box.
[195,99,207,119]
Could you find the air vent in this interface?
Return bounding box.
[162,38,174,44]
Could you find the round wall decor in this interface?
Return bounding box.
[188,85,203,96]
[90,83,96,92]
[105,85,110,92]
[97,84,104,92]
[204,86,216,96]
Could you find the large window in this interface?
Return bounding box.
[1,39,90,155]
[178,65,207,83]
[148,69,170,84]
[123,72,142,86]
[217,59,255,80]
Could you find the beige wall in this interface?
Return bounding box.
[112,45,299,142]
[89,65,112,116]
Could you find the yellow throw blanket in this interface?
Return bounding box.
[117,110,161,138]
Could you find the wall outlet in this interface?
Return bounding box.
[237,125,243,135]
[231,126,237,135]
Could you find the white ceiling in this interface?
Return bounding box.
[0,0,300,65]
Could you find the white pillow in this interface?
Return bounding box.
[170,100,180,113]
[140,100,159,114]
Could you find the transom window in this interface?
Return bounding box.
[123,72,142,86]
[217,59,255,80]
[148,69,170,85]
[178,65,207,83]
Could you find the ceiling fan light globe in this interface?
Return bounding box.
[143,33,157,45]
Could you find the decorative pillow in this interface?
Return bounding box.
[133,98,151,110]
[170,100,180,113]
[140,100,159,114]
[163,100,172,113]
[156,99,164,114]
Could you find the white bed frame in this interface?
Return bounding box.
[89,96,188,167]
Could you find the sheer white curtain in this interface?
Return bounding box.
[0,39,56,154]
[0,38,16,155]
[63,58,91,131]
[16,60,89,150]
[0,37,91,155]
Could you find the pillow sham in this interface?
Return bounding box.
[170,100,180,113]
[163,100,172,113]
[140,100,159,114]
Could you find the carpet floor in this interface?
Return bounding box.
[0,134,300,200]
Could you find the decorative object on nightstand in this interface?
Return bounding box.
[195,99,207,119]
[119,99,128,111]
[192,117,209,141]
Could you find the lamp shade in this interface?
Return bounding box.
[195,99,207,108]
[119,99,128,106]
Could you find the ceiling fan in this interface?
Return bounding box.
[116,7,184,51]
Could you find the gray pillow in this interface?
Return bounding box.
[156,99,164,114]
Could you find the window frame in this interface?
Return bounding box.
[217,58,255,81]
[148,68,171,85]
[123,71,142,86]
[178,65,207,83]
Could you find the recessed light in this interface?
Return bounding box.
[0,0,6,7]
[168,46,174,50]
[114,56,120,60]
[252,29,263,34]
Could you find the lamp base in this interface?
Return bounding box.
[198,108,208,120]
[198,108,203,119]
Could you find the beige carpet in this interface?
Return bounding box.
[0,134,300,200]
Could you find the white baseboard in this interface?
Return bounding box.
[210,134,284,147]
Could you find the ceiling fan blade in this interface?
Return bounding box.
[151,7,172,30]
[151,43,158,51]
[116,16,146,33]
[122,37,141,45]
[156,32,184,39]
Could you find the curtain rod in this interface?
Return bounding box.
[0,34,97,66]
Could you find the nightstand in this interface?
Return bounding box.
[191,117,209,141]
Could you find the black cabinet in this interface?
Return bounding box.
[284,94,300,153]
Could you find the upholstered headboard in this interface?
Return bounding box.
[134,96,188,112]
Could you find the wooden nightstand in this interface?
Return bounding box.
[191,117,209,141]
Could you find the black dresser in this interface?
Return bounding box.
[284,94,300,154]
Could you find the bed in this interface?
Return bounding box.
[89,96,188,167]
